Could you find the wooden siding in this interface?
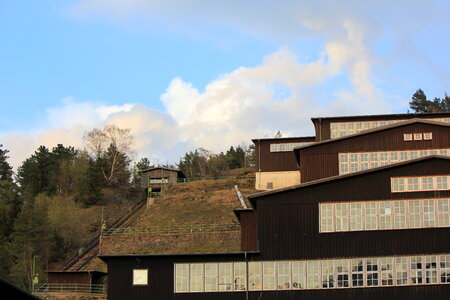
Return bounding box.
[299,123,450,182]
[47,272,92,285]
[254,158,450,260]
[104,255,450,300]
[311,112,450,141]
[239,210,259,252]
[140,168,181,189]
[253,137,315,172]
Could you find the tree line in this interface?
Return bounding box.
[0,125,255,290]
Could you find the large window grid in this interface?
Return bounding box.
[339,149,450,175]
[174,255,450,293]
[330,118,450,138]
[391,176,450,192]
[319,198,450,233]
[270,142,314,152]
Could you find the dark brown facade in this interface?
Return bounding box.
[234,209,259,252]
[249,157,450,260]
[311,112,450,141]
[47,271,107,285]
[140,167,186,191]
[296,121,450,182]
[253,136,315,172]
[101,253,450,300]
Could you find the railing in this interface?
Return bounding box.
[103,223,240,236]
[35,283,107,294]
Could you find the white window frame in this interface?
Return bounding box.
[133,269,148,286]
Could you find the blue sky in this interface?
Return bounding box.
[1,0,450,168]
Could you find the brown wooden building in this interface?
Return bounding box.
[140,167,186,194]
[295,119,450,182]
[99,113,450,299]
[252,136,315,190]
[100,156,450,299]
[311,112,450,141]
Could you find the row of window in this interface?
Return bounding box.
[330,118,450,138]
[403,132,432,141]
[174,254,450,293]
[391,176,450,193]
[338,149,450,175]
[269,142,314,152]
[319,198,450,233]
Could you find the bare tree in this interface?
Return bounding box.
[83,124,134,185]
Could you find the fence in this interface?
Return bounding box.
[36,283,107,294]
[102,223,240,236]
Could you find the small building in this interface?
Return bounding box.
[39,271,107,294]
[139,167,186,194]
[252,136,315,190]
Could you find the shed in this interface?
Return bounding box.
[139,167,186,194]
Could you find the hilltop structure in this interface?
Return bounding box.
[100,112,450,300]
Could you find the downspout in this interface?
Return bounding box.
[258,139,261,190]
[245,252,249,300]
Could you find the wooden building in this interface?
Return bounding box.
[295,119,450,182]
[252,136,315,190]
[99,113,450,299]
[140,167,186,194]
[311,112,450,141]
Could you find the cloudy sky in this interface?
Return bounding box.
[1,0,450,169]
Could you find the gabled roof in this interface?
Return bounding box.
[248,155,450,207]
[294,118,450,155]
[310,112,450,122]
[233,208,255,221]
[251,136,315,142]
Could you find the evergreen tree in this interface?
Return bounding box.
[0,145,13,182]
[131,157,153,187]
[74,158,103,207]
[409,89,450,113]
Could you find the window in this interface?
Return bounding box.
[320,204,334,232]
[291,261,306,289]
[307,261,320,289]
[190,263,204,292]
[380,258,394,286]
[441,255,450,283]
[248,262,261,291]
[365,202,378,230]
[174,255,450,293]
[379,202,392,230]
[395,257,408,285]
[322,260,334,288]
[336,260,349,288]
[263,262,276,290]
[133,269,148,286]
[424,132,433,140]
[392,176,450,193]
[411,256,423,284]
[277,261,290,289]
[350,202,363,231]
[175,264,189,292]
[404,133,413,141]
[414,133,423,140]
[204,263,218,292]
[366,258,379,286]
[335,203,349,231]
[234,262,246,291]
[339,150,450,175]
[320,198,450,233]
[438,199,450,227]
[425,256,438,284]
[219,263,232,291]
[351,259,364,287]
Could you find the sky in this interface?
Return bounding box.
[1,0,450,169]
